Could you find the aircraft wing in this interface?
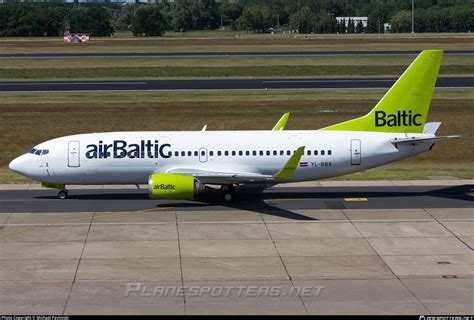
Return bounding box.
[165,146,305,184]
[391,135,460,145]
[165,167,271,183]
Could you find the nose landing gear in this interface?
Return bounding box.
[58,189,69,200]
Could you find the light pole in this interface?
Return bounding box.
[411,0,415,33]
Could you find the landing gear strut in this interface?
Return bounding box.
[221,184,235,202]
[58,189,68,200]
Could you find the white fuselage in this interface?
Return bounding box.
[9,130,434,185]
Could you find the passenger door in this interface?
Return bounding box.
[68,141,80,167]
[350,139,361,165]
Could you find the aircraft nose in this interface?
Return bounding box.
[9,154,28,174]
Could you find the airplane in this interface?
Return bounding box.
[9,50,458,201]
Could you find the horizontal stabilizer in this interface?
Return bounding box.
[391,135,460,145]
[272,112,290,131]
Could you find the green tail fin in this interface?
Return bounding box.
[322,50,443,133]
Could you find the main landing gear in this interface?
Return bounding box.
[221,184,235,202]
[58,189,69,200]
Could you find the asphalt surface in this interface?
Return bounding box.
[1,76,472,93]
[1,50,473,59]
[1,185,472,215]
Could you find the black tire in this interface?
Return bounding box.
[58,190,68,200]
[223,192,233,202]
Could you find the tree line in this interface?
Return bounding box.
[0,0,472,37]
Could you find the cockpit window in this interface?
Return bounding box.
[29,148,49,156]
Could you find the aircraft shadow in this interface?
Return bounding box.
[35,184,474,202]
[34,184,473,220]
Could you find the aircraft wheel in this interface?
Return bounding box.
[223,192,233,202]
[58,190,68,200]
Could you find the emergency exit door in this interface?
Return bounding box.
[68,141,80,167]
[350,139,361,165]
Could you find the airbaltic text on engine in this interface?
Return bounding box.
[86,140,171,159]
[375,110,422,127]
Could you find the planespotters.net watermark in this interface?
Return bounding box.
[124,282,325,298]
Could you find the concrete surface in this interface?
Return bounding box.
[1,205,472,315]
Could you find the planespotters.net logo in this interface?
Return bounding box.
[124,283,325,298]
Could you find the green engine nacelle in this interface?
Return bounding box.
[148,173,203,200]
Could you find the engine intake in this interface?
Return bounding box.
[148,173,203,200]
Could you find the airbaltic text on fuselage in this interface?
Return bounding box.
[375,110,422,127]
[85,140,171,159]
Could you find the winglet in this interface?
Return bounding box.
[273,146,305,179]
[272,112,290,131]
[201,125,207,131]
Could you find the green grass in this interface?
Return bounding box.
[1,34,472,54]
[329,164,474,180]
[2,55,472,68]
[0,64,472,80]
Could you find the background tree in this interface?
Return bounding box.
[347,17,354,33]
[171,0,218,32]
[234,4,274,32]
[356,19,364,33]
[69,6,114,36]
[218,2,243,28]
[131,5,165,36]
[289,6,317,33]
[390,10,411,32]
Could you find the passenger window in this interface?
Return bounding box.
[328,150,332,155]
[253,151,257,156]
[174,151,179,157]
[314,150,318,155]
[265,151,269,156]
[239,151,243,156]
[194,151,198,156]
[218,151,222,156]
[321,150,325,155]
[280,150,284,156]
[201,151,205,156]
[307,150,311,156]
[188,151,192,156]
[273,150,277,156]
[246,151,250,156]
[232,151,236,156]
[225,151,229,156]
[259,151,263,156]
[287,150,291,155]
[210,151,214,156]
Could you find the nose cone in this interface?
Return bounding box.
[9,154,28,175]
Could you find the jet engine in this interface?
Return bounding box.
[148,173,204,200]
